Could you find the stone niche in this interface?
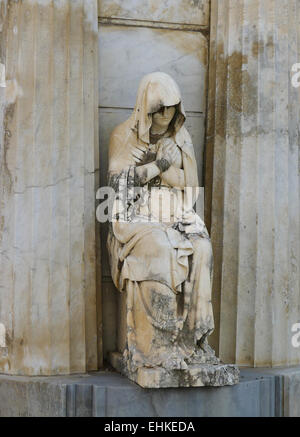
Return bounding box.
[98,3,210,368]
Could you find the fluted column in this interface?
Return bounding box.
[0,0,101,375]
[206,0,300,366]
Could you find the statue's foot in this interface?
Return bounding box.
[110,351,240,388]
[163,349,189,371]
[187,343,220,365]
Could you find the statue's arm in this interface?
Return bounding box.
[160,166,185,188]
[134,160,165,185]
[135,160,185,187]
[155,139,185,188]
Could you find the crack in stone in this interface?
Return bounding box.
[13,175,74,194]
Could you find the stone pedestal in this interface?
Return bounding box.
[0,0,101,375]
[1,367,300,417]
[110,352,239,388]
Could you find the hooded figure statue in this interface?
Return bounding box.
[106,72,238,388]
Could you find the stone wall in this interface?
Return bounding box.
[0,0,101,375]
[206,0,300,367]
[1,0,299,376]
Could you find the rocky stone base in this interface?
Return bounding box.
[109,352,240,388]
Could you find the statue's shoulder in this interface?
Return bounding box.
[108,117,135,173]
[175,125,192,145]
[109,117,134,148]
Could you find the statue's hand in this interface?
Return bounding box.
[131,145,157,166]
[156,138,180,166]
[131,145,147,164]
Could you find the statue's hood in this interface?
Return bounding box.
[130,72,186,144]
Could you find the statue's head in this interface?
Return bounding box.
[132,72,186,143]
[151,105,176,133]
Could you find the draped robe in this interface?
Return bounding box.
[107,72,217,372]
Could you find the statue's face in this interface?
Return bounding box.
[152,105,176,131]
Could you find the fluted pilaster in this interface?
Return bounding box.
[0,0,100,375]
[207,0,300,366]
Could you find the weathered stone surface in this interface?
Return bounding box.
[0,375,67,417]
[106,72,238,388]
[240,367,300,418]
[0,63,5,87]
[3,367,299,417]
[110,352,239,388]
[282,370,300,417]
[98,0,210,27]
[98,25,208,112]
[0,0,101,375]
[206,0,300,367]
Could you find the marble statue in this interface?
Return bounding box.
[107,72,239,388]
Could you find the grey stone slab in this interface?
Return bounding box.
[98,0,210,27]
[238,368,281,416]
[66,384,76,417]
[78,371,134,387]
[74,384,93,417]
[151,378,272,417]
[103,371,275,417]
[237,366,300,417]
[26,381,67,417]
[0,380,28,417]
[92,386,107,417]
[282,371,300,417]
[258,377,276,417]
[0,377,66,417]
[1,367,299,417]
[98,26,208,112]
[274,374,284,417]
[106,385,156,417]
